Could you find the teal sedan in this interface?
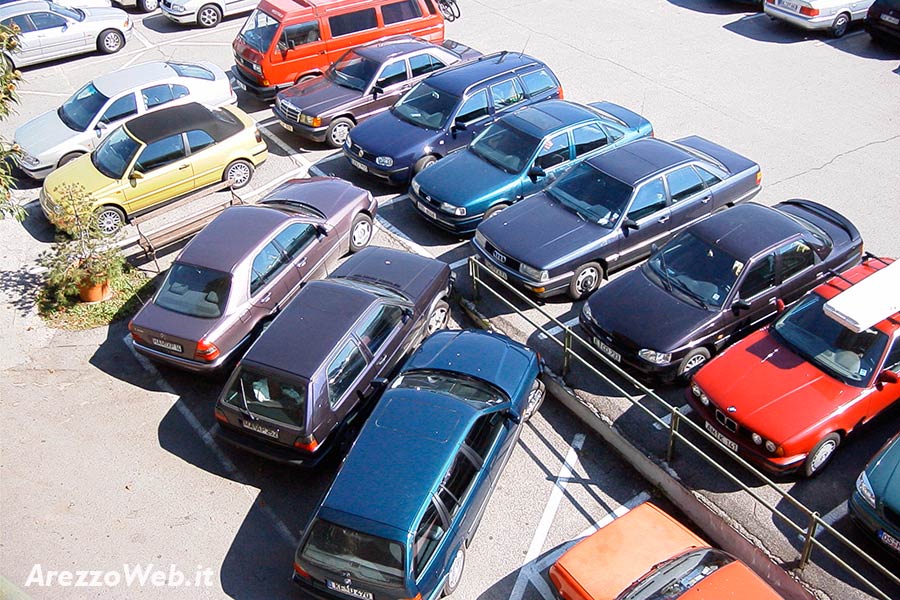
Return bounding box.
[850,432,900,556]
[409,99,653,234]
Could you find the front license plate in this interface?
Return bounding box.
[881,13,900,24]
[593,338,621,362]
[705,421,739,453]
[234,79,246,91]
[280,121,293,132]
[878,530,900,552]
[242,420,279,439]
[779,0,799,11]
[482,260,507,281]
[151,338,182,353]
[418,201,436,220]
[350,158,368,173]
[326,580,373,600]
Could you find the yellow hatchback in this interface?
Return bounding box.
[40,102,268,234]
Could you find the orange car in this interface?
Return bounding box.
[549,503,783,600]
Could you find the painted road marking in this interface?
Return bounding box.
[537,317,580,340]
[653,404,694,431]
[449,257,469,270]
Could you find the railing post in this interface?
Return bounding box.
[562,328,572,378]
[799,511,820,568]
[666,407,681,463]
[469,258,480,302]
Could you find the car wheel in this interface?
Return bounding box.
[348,213,373,253]
[426,299,450,335]
[831,12,851,37]
[483,203,509,221]
[414,155,438,174]
[138,0,159,11]
[95,205,125,235]
[223,159,253,189]
[568,262,603,300]
[677,348,711,380]
[325,117,354,148]
[442,547,465,597]
[97,29,125,54]
[804,433,841,477]
[523,378,545,422]
[296,74,318,84]
[197,4,222,28]
[57,152,84,168]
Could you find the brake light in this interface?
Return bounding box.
[293,562,311,580]
[195,339,220,362]
[127,320,142,343]
[556,86,564,100]
[756,170,762,186]
[255,129,262,143]
[401,595,422,600]
[214,407,228,424]
[800,6,819,16]
[766,0,774,3]
[294,435,319,452]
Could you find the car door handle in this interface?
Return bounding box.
[259,293,271,303]
[296,257,307,267]
[658,215,670,223]
[375,355,387,366]
[700,195,711,204]
[178,164,190,170]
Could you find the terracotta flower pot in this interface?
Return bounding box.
[78,280,111,303]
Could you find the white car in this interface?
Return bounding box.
[14,61,237,180]
[764,0,876,36]
[160,0,255,28]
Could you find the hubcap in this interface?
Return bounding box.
[352,220,371,248]
[427,306,448,333]
[576,267,598,293]
[525,385,543,417]
[97,210,121,235]
[811,440,837,471]
[228,163,250,186]
[200,9,218,26]
[331,123,351,145]
[104,33,121,52]
[683,354,706,372]
[447,550,463,589]
[143,0,158,9]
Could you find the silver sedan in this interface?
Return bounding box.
[764,0,875,37]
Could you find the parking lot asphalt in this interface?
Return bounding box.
[2,1,899,599]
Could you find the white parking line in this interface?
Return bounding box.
[653,404,694,431]
[132,29,153,50]
[537,317,580,340]
[18,90,70,98]
[795,500,848,540]
[449,257,469,270]
[258,127,305,168]
[374,216,434,259]
[378,193,409,208]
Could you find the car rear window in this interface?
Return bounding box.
[391,370,506,407]
[519,68,557,96]
[301,518,405,587]
[223,367,307,428]
[154,263,231,318]
[168,62,215,81]
[622,548,733,600]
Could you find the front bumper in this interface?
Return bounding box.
[272,104,328,143]
[342,146,411,185]
[213,423,333,468]
[161,6,197,24]
[849,492,900,555]
[578,313,683,380]
[230,66,287,100]
[764,4,837,30]
[409,187,482,234]
[471,245,571,299]
[20,160,54,181]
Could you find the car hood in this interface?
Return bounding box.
[278,77,361,116]
[867,437,900,509]
[349,111,436,159]
[695,333,851,444]
[43,153,120,201]
[15,109,80,159]
[587,269,711,352]
[478,192,607,269]
[414,150,518,209]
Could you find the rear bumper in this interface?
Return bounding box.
[132,339,237,373]
[212,423,332,467]
[764,4,843,30]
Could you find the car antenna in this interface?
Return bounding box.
[518,33,531,58]
[497,50,508,63]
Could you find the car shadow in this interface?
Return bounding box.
[666,0,762,16]
[15,199,56,243]
[0,261,44,318]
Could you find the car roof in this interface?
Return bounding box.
[177,205,294,273]
[354,36,436,62]
[124,102,232,144]
[91,62,188,97]
[687,203,809,262]
[323,389,481,533]
[586,137,694,185]
[501,100,602,138]
[243,280,375,376]
[425,51,547,96]
[1,0,50,14]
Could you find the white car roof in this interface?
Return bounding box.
[823,259,900,333]
[92,62,213,97]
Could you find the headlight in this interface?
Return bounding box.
[300,114,322,127]
[519,263,549,282]
[856,471,876,508]
[411,180,421,196]
[581,302,592,322]
[440,202,466,216]
[375,156,393,168]
[765,440,777,453]
[473,230,486,248]
[250,62,262,74]
[170,4,185,12]
[751,433,763,446]
[690,383,709,406]
[638,349,672,365]
[18,152,39,167]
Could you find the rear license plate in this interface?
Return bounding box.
[705,420,738,453]
[151,338,182,353]
[350,158,368,173]
[593,338,621,362]
[482,260,507,281]
[881,13,900,24]
[878,530,900,552]
[326,580,373,600]
[779,0,799,11]
[418,201,437,220]
[242,420,279,439]
[280,121,293,132]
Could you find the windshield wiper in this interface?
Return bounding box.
[669,277,708,309]
[655,250,673,293]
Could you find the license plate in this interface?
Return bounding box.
[482,260,507,281]
[151,338,182,353]
[326,580,373,600]
[878,530,900,552]
[234,79,246,91]
[592,338,621,362]
[705,420,739,453]
[350,158,368,173]
[280,121,293,132]
[779,0,799,11]
[418,201,436,220]
[242,420,279,439]
[881,13,900,24]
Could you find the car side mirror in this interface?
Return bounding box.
[650,243,660,254]
[129,170,144,181]
[316,223,330,236]
[876,370,899,386]
[371,85,383,100]
[622,218,639,231]
[732,298,751,311]
[95,122,107,138]
[451,119,467,135]
[527,165,545,183]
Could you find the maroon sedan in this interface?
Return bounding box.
[129,177,377,373]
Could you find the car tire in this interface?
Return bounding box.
[57,152,84,168]
[325,117,354,148]
[442,547,465,597]
[138,0,159,11]
[677,348,711,380]
[483,203,509,221]
[426,299,450,335]
[414,155,438,175]
[296,74,318,84]
[568,262,604,300]
[804,433,841,477]
[349,213,373,253]
[95,205,126,236]
[97,29,125,54]
[223,159,253,189]
[523,378,545,422]
[831,12,851,37]
[197,4,222,28]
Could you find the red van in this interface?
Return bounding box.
[232,0,444,99]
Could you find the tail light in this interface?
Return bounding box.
[556,86,564,100]
[756,170,762,186]
[800,6,819,16]
[650,129,655,138]
[255,129,262,143]
[195,338,220,362]
[127,320,142,343]
[214,407,229,424]
[293,562,311,581]
[294,435,319,452]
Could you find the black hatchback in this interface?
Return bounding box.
[866,0,900,45]
[213,247,453,466]
[579,200,863,382]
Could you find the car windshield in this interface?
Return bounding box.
[58,82,110,132]
[91,127,140,180]
[300,518,405,588]
[223,367,307,428]
[644,232,741,309]
[238,9,280,53]
[546,162,633,227]
[619,548,734,600]
[332,276,408,302]
[327,50,380,92]
[469,122,540,174]
[154,263,231,318]
[50,3,83,21]
[391,369,507,408]
[391,82,459,130]
[771,293,889,388]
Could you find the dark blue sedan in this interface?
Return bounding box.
[292,329,544,600]
[409,100,653,234]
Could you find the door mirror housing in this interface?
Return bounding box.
[876,370,899,385]
[316,223,331,237]
[622,218,639,231]
[94,122,107,138]
[732,298,751,311]
[507,408,521,425]
[129,170,144,181]
[527,165,545,183]
[371,85,384,100]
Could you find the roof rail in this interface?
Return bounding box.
[823,259,899,333]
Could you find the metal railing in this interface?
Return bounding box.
[468,257,898,600]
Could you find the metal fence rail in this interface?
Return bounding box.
[468,257,898,600]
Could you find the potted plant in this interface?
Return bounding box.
[39,183,126,303]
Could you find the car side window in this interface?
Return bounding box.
[250,242,288,295]
[666,166,706,203]
[375,59,408,88]
[455,90,489,124]
[99,93,138,124]
[325,340,367,407]
[273,223,316,259]
[738,254,776,298]
[436,451,479,520]
[535,133,569,170]
[572,123,609,157]
[409,53,445,78]
[627,178,667,221]
[778,239,816,281]
[413,503,445,578]
[281,20,320,48]
[490,78,525,111]
[381,0,422,24]
[29,12,65,30]
[142,84,177,110]
[186,129,215,153]
[883,340,900,372]
[519,69,556,97]
[134,133,185,173]
[695,165,722,187]
[603,124,624,142]
[3,15,36,33]
[354,304,404,356]
[328,8,377,37]
[464,412,504,460]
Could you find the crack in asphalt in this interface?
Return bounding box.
[768,133,900,188]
